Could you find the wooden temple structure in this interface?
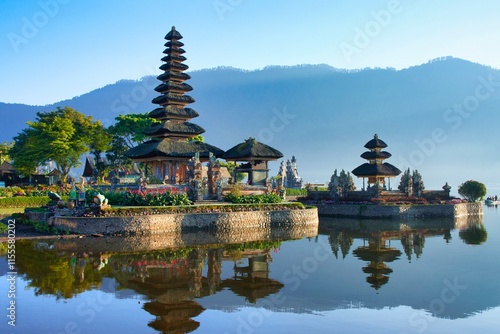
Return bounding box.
[125,26,224,184]
[223,138,283,186]
[352,134,401,190]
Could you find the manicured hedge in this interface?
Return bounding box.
[0,196,69,208]
[224,193,282,204]
[84,202,305,217]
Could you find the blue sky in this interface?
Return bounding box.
[1,0,500,105]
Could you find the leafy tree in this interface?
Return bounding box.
[412,170,425,197]
[188,134,204,143]
[10,107,106,182]
[329,169,355,199]
[88,125,113,182]
[108,113,159,149]
[458,180,487,202]
[328,169,339,199]
[105,135,134,178]
[0,141,13,164]
[9,130,39,176]
[398,168,412,196]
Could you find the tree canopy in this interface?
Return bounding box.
[458,180,487,202]
[10,107,109,182]
[108,113,159,149]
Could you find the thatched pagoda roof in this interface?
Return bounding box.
[154,82,193,93]
[364,134,388,149]
[161,54,186,63]
[360,151,392,160]
[352,163,401,177]
[149,107,199,120]
[159,62,189,72]
[223,138,283,161]
[152,93,195,106]
[144,121,205,137]
[165,26,183,40]
[0,161,15,173]
[164,40,184,48]
[125,138,224,160]
[157,71,190,82]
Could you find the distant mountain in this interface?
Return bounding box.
[2,57,500,192]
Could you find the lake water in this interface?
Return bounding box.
[1,207,500,334]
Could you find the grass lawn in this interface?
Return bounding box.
[0,207,24,218]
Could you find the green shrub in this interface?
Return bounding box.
[224,193,282,204]
[285,188,308,196]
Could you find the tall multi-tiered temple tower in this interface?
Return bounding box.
[126,26,224,184]
[352,134,401,190]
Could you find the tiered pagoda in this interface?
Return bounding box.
[352,134,401,190]
[125,26,224,184]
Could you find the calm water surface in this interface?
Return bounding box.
[1,207,500,334]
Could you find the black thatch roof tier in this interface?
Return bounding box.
[157,71,190,82]
[364,134,388,149]
[165,26,183,40]
[154,82,193,94]
[0,161,15,173]
[164,40,184,48]
[360,151,392,160]
[161,54,187,63]
[125,139,224,160]
[163,47,185,55]
[144,121,205,137]
[353,247,402,262]
[149,107,199,120]
[160,62,189,72]
[152,93,195,106]
[352,163,401,177]
[223,138,283,161]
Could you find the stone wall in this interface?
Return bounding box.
[53,207,319,236]
[316,203,482,219]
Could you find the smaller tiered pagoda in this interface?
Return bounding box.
[352,134,401,190]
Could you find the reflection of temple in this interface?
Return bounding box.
[353,239,401,290]
[109,246,281,333]
[222,249,284,303]
[322,218,458,290]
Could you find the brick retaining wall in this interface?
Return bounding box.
[53,207,319,236]
[316,203,482,219]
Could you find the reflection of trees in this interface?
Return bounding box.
[14,240,106,299]
[11,239,284,333]
[400,232,425,262]
[322,219,461,289]
[459,223,488,245]
[328,230,353,259]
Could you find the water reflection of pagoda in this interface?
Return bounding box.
[222,249,284,303]
[110,246,282,333]
[322,218,457,290]
[352,239,401,290]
